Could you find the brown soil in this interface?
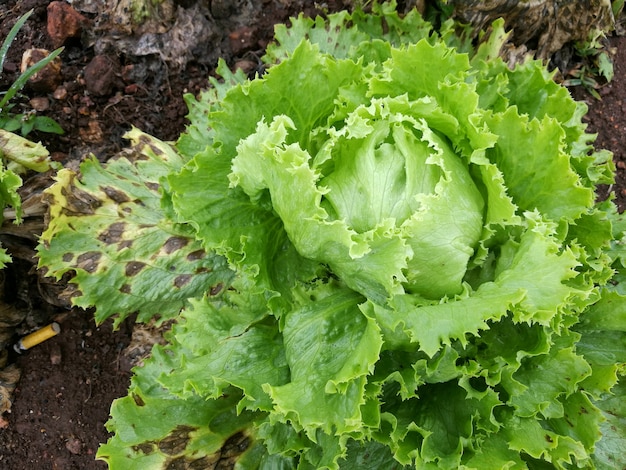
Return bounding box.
[0,1,625,469]
[571,41,626,211]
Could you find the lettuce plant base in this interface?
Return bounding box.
[0,3,625,470]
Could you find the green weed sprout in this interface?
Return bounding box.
[0,9,64,136]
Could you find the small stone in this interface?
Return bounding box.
[2,61,17,74]
[47,2,89,48]
[121,64,135,83]
[29,97,50,112]
[65,437,82,455]
[51,152,67,162]
[228,27,257,56]
[21,49,62,93]
[53,86,68,100]
[84,55,121,96]
[79,120,104,143]
[233,60,257,75]
[80,95,95,107]
[50,343,62,365]
[124,83,138,94]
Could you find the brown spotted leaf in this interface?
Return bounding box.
[97,346,265,469]
[37,128,234,326]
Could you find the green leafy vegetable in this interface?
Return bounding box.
[38,3,626,469]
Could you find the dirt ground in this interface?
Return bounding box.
[0,1,625,469]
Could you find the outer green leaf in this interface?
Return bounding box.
[577,289,626,332]
[265,288,382,437]
[377,381,501,469]
[592,378,626,469]
[483,108,593,221]
[264,1,432,65]
[0,245,10,268]
[462,432,526,469]
[265,11,369,63]
[374,217,580,356]
[339,438,407,469]
[38,129,234,325]
[177,58,248,158]
[506,334,592,419]
[157,296,289,412]
[547,392,602,458]
[504,60,578,124]
[575,290,626,397]
[209,40,364,156]
[500,410,593,468]
[492,215,582,324]
[373,284,524,358]
[169,143,319,313]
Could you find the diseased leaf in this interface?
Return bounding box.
[97,346,265,469]
[38,129,234,325]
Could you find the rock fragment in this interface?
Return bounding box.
[83,55,121,97]
[20,49,62,93]
[65,437,82,455]
[47,1,89,48]
[29,97,50,112]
